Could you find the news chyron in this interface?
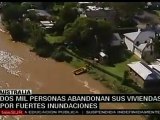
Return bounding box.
[0,90,160,115]
[0,89,32,95]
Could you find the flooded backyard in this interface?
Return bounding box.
[0,17,145,120]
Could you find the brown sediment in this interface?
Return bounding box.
[0,22,145,120]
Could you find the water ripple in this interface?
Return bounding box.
[0,50,23,76]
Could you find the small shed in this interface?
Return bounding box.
[40,21,54,29]
[99,52,108,64]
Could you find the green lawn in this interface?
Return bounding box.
[66,49,140,80]
[45,34,65,44]
[66,48,139,78]
[154,10,160,17]
[65,49,138,93]
[69,56,86,68]
[98,55,140,78]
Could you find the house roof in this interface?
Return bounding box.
[128,61,160,81]
[40,21,54,28]
[36,9,51,17]
[99,52,106,57]
[156,59,160,63]
[112,33,121,41]
[78,2,92,4]
[128,61,152,80]
[28,9,51,17]
[40,21,52,24]
[136,43,148,51]
[85,9,116,21]
[149,65,160,72]
[124,30,155,42]
[111,33,121,46]
[124,30,141,41]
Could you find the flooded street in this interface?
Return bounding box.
[0,20,145,119]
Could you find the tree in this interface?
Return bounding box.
[59,4,79,24]
[26,11,38,21]
[96,20,113,49]
[143,103,160,120]
[63,17,113,56]
[29,25,46,47]
[28,24,52,57]
[109,2,145,19]
[2,4,25,23]
[21,2,32,11]
[153,36,160,58]
[64,2,77,8]
[53,19,66,35]
[41,2,55,10]
[63,27,80,43]
[8,21,25,41]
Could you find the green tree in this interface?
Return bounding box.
[29,25,46,47]
[8,21,25,41]
[109,2,145,19]
[2,4,25,23]
[53,19,66,35]
[21,2,32,11]
[153,36,160,58]
[26,11,38,21]
[63,17,112,56]
[41,2,55,10]
[97,20,113,49]
[143,103,160,120]
[63,27,79,43]
[64,2,77,8]
[59,4,79,24]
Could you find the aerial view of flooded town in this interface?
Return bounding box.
[0,2,160,120]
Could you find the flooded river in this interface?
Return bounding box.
[0,19,145,120]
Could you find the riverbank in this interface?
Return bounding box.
[0,15,146,120]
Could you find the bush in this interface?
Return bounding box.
[65,55,73,63]
[143,103,160,120]
[8,21,26,41]
[122,70,143,92]
[34,47,51,57]
[116,18,137,28]
[122,70,130,85]
[51,51,72,62]
[117,85,136,93]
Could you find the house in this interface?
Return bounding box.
[128,61,160,88]
[27,9,52,20]
[83,6,116,22]
[146,2,160,9]
[124,28,155,58]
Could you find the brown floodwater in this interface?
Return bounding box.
[0,20,145,120]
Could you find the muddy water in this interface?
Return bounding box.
[0,27,145,119]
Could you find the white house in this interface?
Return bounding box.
[124,29,155,58]
[128,61,160,88]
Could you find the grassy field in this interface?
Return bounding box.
[98,55,140,78]
[45,34,65,44]
[154,10,160,17]
[66,49,140,79]
[65,49,139,93]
